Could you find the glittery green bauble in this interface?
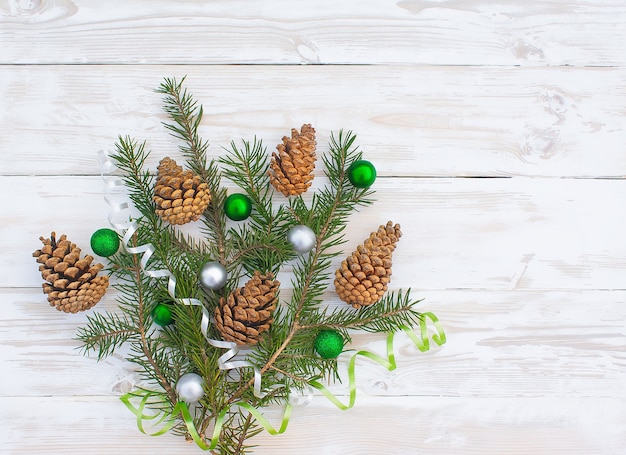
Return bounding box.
[151,303,174,326]
[347,160,377,188]
[90,228,120,257]
[224,193,253,221]
[314,330,344,359]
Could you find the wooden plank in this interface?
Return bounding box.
[4,176,625,289]
[2,2,625,455]
[2,1,626,66]
[2,395,624,454]
[2,65,626,177]
[3,288,625,399]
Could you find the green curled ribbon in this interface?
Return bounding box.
[120,391,293,450]
[309,312,446,410]
[120,312,444,448]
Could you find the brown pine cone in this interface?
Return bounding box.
[154,157,211,225]
[334,221,402,309]
[32,232,109,313]
[214,271,280,345]
[268,124,317,196]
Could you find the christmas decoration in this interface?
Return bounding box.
[314,330,344,359]
[224,193,253,221]
[214,271,279,345]
[199,261,227,291]
[347,159,377,188]
[176,373,205,403]
[335,221,402,309]
[154,156,211,225]
[90,228,120,257]
[268,124,317,196]
[61,77,445,454]
[33,232,109,313]
[151,303,174,326]
[287,224,316,254]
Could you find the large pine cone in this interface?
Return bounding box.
[33,232,109,313]
[268,124,316,196]
[154,157,211,225]
[214,271,280,345]
[334,221,402,309]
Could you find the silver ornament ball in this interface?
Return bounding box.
[287,225,316,254]
[199,261,227,290]
[176,373,205,403]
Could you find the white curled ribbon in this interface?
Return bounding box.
[97,150,287,400]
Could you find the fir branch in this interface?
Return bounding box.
[227,227,291,275]
[300,290,424,333]
[225,130,373,404]
[75,311,138,360]
[111,136,157,221]
[90,139,186,406]
[88,227,178,404]
[288,130,374,323]
[269,352,340,386]
[216,410,262,455]
[156,76,209,177]
[167,227,212,256]
[220,138,294,274]
[157,76,228,262]
[77,240,178,405]
[219,138,274,226]
[229,242,284,263]
[128,234,178,404]
[201,173,229,262]
[288,134,368,322]
[235,413,256,454]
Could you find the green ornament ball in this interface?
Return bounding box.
[90,228,120,257]
[224,193,253,221]
[347,160,377,188]
[314,330,344,359]
[151,303,174,326]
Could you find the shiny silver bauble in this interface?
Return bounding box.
[199,261,227,290]
[287,225,316,254]
[176,372,205,403]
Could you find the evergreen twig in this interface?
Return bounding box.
[157,77,228,262]
[75,311,137,360]
[225,129,375,403]
[220,138,293,274]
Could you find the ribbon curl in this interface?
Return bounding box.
[120,391,293,450]
[309,312,446,410]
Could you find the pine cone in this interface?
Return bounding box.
[268,124,317,196]
[32,232,109,313]
[334,221,402,309]
[154,157,211,225]
[214,271,280,345]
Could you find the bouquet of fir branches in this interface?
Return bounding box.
[64,77,445,454]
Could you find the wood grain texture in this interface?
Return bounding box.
[2,396,625,454]
[2,65,626,177]
[4,176,625,290]
[2,0,626,66]
[1,0,625,453]
[3,288,625,400]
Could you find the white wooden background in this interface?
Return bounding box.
[1,1,625,454]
